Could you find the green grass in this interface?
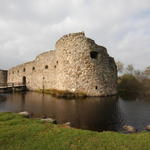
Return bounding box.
[0,112,150,150]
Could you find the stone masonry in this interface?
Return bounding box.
[7,32,117,96]
[0,70,8,84]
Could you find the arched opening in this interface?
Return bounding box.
[90,51,98,59]
[22,76,26,85]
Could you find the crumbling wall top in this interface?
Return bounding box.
[55,32,85,49]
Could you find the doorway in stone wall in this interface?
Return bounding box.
[22,76,26,85]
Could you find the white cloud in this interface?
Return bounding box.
[0,0,149,70]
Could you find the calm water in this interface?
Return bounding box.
[0,92,150,132]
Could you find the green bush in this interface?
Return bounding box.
[118,74,142,94]
[141,78,150,95]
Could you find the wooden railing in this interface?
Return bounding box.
[0,82,25,88]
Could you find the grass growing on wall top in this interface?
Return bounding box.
[0,112,150,150]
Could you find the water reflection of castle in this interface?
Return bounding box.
[0,92,120,131]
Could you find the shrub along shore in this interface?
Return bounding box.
[0,112,150,150]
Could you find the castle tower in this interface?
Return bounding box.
[55,32,117,96]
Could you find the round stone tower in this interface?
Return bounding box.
[55,32,117,96]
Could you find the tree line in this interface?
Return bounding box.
[116,61,150,96]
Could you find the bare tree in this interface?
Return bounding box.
[126,64,134,74]
[134,69,145,81]
[144,66,150,78]
[116,61,124,74]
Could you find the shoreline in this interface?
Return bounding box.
[0,112,150,150]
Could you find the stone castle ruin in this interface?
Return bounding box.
[0,70,7,84]
[6,32,117,96]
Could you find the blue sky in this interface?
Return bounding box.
[0,0,150,70]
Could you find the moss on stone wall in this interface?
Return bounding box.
[35,89,87,99]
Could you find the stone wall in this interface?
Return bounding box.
[8,50,56,90]
[0,70,8,84]
[8,32,117,96]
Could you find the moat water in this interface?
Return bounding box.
[0,92,150,132]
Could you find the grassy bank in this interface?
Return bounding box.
[0,112,150,150]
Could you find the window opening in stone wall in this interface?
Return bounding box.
[95,86,98,90]
[45,65,48,69]
[56,61,58,64]
[54,65,56,68]
[32,67,35,71]
[18,70,19,73]
[23,68,26,72]
[90,51,98,59]
[12,71,14,74]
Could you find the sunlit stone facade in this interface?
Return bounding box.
[8,32,117,96]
